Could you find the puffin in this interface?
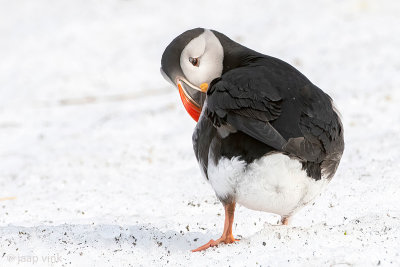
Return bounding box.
[160,28,344,252]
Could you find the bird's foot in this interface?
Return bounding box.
[192,234,239,252]
[281,216,292,225]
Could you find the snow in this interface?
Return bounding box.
[1,0,400,266]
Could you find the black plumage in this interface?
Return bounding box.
[193,31,344,183]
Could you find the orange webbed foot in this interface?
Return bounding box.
[192,202,238,252]
[192,234,239,252]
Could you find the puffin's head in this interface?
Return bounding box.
[161,28,225,121]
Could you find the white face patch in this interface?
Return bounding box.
[180,29,224,86]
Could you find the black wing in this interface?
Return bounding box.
[283,84,344,179]
[206,66,287,151]
[205,62,343,178]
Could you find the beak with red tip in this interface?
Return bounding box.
[176,79,208,122]
[160,67,208,122]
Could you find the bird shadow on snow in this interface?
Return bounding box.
[0,222,216,253]
[1,213,396,256]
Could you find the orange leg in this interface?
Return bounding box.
[192,202,239,252]
[281,216,291,225]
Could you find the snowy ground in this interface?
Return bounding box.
[1,0,400,266]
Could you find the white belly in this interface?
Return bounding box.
[207,153,328,217]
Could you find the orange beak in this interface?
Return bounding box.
[178,83,201,122]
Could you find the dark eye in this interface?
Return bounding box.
[189,57,200,67]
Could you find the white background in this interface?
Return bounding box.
[0,0,399,266]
